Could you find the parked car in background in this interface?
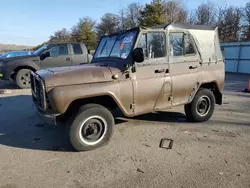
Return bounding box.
[0,42,92,88]
[0,50,33,60]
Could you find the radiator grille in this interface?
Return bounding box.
[30,72,46,110]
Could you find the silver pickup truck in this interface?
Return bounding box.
[0,42,92,88]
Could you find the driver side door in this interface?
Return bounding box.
[40,43,72,69]
[132,31,172,115]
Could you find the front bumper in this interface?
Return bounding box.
[32,100,57,125]
[0,65,12,80]
[0,66,4,80]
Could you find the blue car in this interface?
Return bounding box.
[0,51,33,60]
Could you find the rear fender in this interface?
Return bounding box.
[188,81,223,105]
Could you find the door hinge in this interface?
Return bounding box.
[130,103,135,112]
[169,96,173,101]
[123,69,131,79]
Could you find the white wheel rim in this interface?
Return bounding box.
[79,115,108,146]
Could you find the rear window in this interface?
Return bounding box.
[72,44,83,55]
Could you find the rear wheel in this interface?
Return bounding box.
[15,69,32,89]
[69,104,114,151]
[184,89,215,122]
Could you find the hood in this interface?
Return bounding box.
[2,55,38,63]
[37,64,121,88]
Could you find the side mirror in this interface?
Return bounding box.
[133,48,144,63]
[45,51,51,57]
[40,53,46,60]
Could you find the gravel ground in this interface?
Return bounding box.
[0,73,249,188]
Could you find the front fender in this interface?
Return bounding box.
[2,61,39,79]
[11,61,40,72]
[47,81,133,117]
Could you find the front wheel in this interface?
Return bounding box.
[184,89,215,122]
[15,69,32,89]
[69,104,114,151]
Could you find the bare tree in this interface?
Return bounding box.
[96,13,120,38]
[125,3,143,28]
[217,5,242,42]
[71,25,80,42]
[195,1,217,25]
[117,3,143,30]
[186,10,196,24]
[164,0,188,23]
[50,28,71,42]
[117,8,127,31]
[241,3,250,41]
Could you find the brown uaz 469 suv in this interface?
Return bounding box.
[30,23,225,151]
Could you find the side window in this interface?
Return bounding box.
[169,32,195,57]
[137,32,166,59]
[72,44,83,55]
[184,35,195,55]
[169,33,184,56]
[49,46,59,57]
[49,44,69,57]
[138,33,148,57]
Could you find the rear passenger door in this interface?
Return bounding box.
[168,31,201,106]
[40,43,72,68]
[70,43,88,65]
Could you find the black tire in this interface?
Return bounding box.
[69,104,114,151]
[15,69,32,89]
[184,88,215,122]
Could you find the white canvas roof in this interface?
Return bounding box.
[166,24,223,64]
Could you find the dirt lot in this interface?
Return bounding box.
[0,73,250,188]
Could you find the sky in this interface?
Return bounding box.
[0,0,248,46]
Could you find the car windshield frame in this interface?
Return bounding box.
[33,44,50,56]
[93,29,138,60]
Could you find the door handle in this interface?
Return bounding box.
[155,69,165,73]
[189,65,198,69]
[66,57,71,61]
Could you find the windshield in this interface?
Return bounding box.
[0,53,9,59]
[94,30,138,60]
[33,44,50,56]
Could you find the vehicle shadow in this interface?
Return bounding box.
[0,95,189,152]
[0,80,19,89]
[0,95,74,152]
[114,109,189,124]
